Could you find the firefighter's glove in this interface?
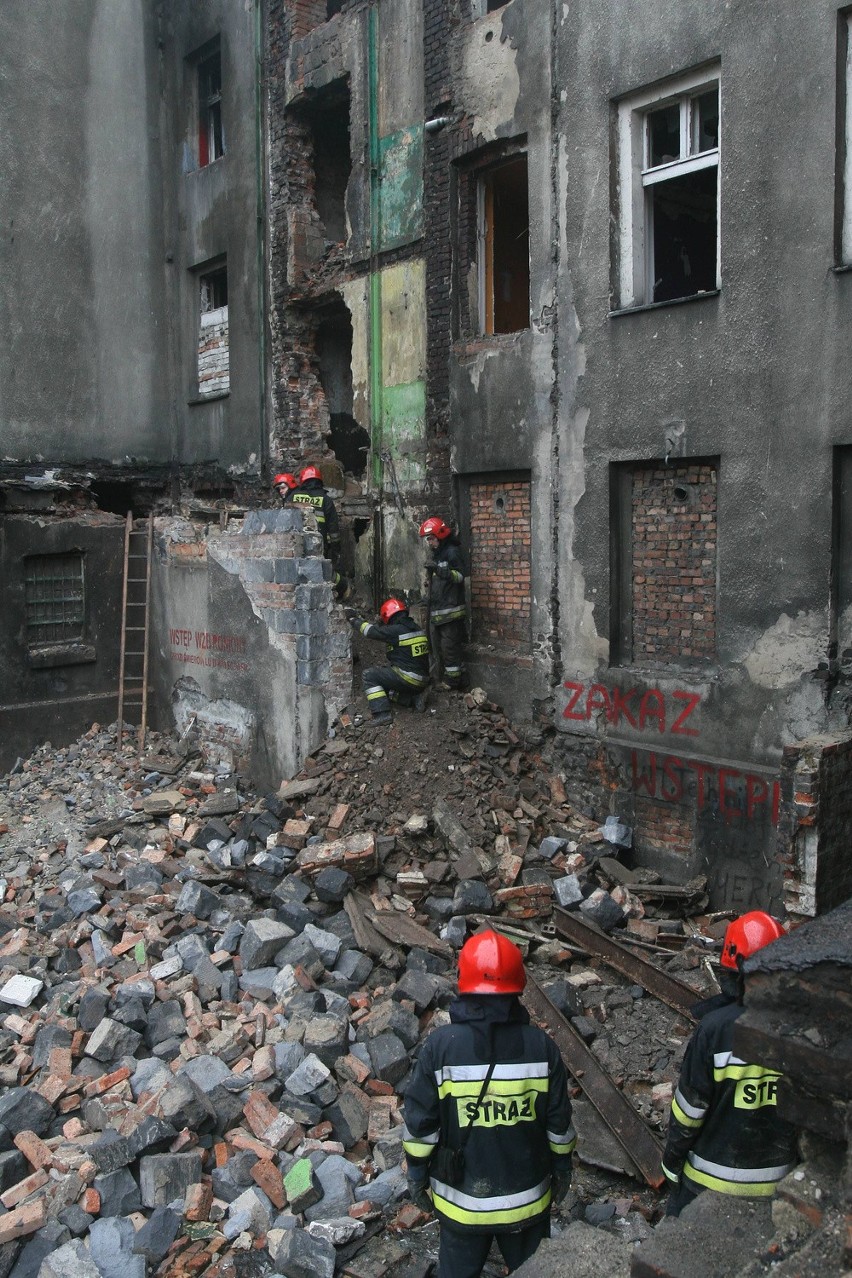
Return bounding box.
[435,561,450,579]
[550,1169,572,1206]
[346,612,362,630]
[407,1177,433,1214]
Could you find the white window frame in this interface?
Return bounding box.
[617,66,721,309]
[842,14,852,264]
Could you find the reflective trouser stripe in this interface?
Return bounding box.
[661,1161,680,1184]
[433,607,466,624]
[390,665,428,687]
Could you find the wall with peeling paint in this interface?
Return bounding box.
[551,0,852,906]
[0,1,263,477]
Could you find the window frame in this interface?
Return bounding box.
[840,13,852,265]
[616,66,721,310]
[193,259,230,401]
[475,154,531,336]
[192,41,224,170]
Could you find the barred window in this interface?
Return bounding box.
[24,553,85,646]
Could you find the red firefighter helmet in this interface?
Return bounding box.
[300,465,322,484]
[458,929,526,995]
[720,911,785,970]
[273,472,297,491]
[379,597,407,624]
[419,516,451,541]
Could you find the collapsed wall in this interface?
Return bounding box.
[150,508,351,790]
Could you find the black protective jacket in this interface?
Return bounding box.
[355,613,430,687]
[662,994,797,1198]
[403,995,575,1233]
[427,539,467,627]
[290,479,340,558]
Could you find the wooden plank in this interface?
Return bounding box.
[370,908,452,957]
[343,893,390,960]
[523,973,665,1188]
[553,909,698,1020]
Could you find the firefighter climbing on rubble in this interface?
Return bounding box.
[345,597,430,725]
[272,472,298,504]
[402,929,576,1278]
[419,516,469,690]
[290,464,348,599]
[662,910,798,1216]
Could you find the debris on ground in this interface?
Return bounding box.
[0,688,813,1277]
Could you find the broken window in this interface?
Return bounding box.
[197,45,224,167]
[316,300,370,476]
[303,83,352,244]
[25,553,85,646]
[616,70,720,308]
[197,263,229,397]
[478,156,530,334]
[840,15,852,264]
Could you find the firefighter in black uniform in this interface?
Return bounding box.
[290,465,347,598]
[346,597,430,725]
[403,930,576,1278]
[419,516,468,689]
[662,910,798,1216]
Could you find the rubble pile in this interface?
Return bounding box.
[0,700,716,1277]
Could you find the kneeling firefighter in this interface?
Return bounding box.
[345,598,430,725]
[403,930,576,1278]
[662,910,798,1216]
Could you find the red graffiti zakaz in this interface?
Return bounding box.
[632,751,780,825]
[562,680,701,736]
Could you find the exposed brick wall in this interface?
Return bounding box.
[776,732,852,917]
[469,478,531,647]
[630,462,717,665]
[197,306,230,396]
[633,796,693,859]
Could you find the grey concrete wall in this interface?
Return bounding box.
[446,0,554,711]
[0,0,264,475]
[149,513,351,791]
[0,514,125,772]
[0,0,170,464]
[550,0,852,903]
[159,0,265,474]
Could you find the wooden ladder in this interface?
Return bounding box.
[117,512,153,750]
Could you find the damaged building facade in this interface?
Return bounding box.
[2,0,852,913]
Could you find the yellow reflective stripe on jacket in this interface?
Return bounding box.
[683,1165,783,1197]
[436,1077,549,1101]
[547,1125,577,1155]
[430,1177,551,1228]
[432,605,467,623]
[402,1128,439,1158]
[671,1088,706,1129]
[683,1151,795,1196]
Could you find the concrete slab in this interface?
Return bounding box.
[512,1221,633,1278]
[630,1193,773,1278]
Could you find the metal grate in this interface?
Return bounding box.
[24,553,85,644]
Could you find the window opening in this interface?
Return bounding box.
[317,302,370,476]
[643,86,719,303]
[841,15,852,264]
[304,84,352,244]
[478,156,529,334]
[198,47,224,167]
[25,553,85,646]
[197,264,229,396]
[617,70,720,308]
